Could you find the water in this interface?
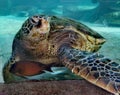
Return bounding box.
[0,0,120,83]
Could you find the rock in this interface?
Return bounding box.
[87,0,120,23]
[96,11,120,27]
[91,0,120,11]
[0,80,114,95]
[63,0,120,24]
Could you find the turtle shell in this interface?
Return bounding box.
[49,16,106,52]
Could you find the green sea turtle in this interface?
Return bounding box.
[3,15,120,95]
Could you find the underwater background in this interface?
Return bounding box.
[0,0,120,83]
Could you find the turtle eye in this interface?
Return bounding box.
[38,15,43,18]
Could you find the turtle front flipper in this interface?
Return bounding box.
[2,56,24,83]
[58,45,120,95]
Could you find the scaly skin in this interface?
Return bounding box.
[58,45,120,95]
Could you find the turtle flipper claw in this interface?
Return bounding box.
[58,46,120,95]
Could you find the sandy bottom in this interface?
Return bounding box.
[0,80,112,95]
[0,15,120,83]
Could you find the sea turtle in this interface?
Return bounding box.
[3,15,120,95]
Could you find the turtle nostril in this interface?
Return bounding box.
[36,19,42,27]
[33,15,39,19]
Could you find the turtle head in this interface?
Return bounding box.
[16,15,51,41]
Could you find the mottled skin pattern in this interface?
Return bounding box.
[59,46,120,95]
[3,15,120,95]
